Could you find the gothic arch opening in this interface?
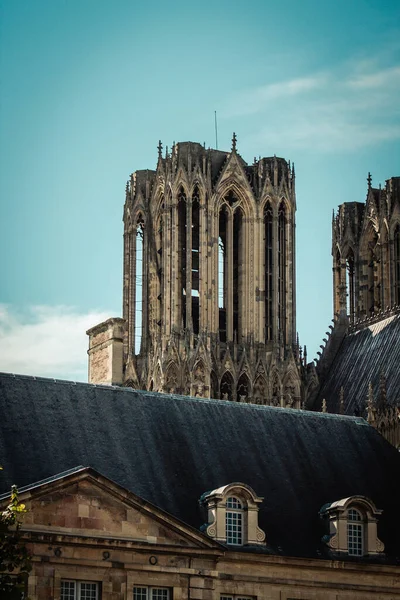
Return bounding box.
[362,223,379,316]
[210,370,219,399]
[134,214,145,354]
[191,186,200,334]
[178,188,187,329]
[165,362,179,394]
[283,374,298,408]
[237,372,250,402]
[271,372,281,407]
[233,207,244,340]
[346,248,355,323]
[394,224,400,305]
[264,201,273,342]
[220,371,234,401]
[278,201,287,344]
[218,205,228,342]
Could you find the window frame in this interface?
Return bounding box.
[133,586,171,600]
[347,508,364,556]
[225,496,244,545]
[61,580,99,600]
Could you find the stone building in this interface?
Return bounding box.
[1,373,400,599]
[332,174,400,321]
[88,137,308,408]
[311,175,400,446]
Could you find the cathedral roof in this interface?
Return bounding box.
[316,309,400,416]
[1,372,400,560]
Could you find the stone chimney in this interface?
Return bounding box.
[86,318,125,385]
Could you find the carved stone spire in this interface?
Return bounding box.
[231,132,237,152]
[158,140,163,159]
[367,171,372,188]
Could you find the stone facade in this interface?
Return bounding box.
[332,175,400,322]
[9,468,400,600]
[88,138,313,407]
[313,174,400,446]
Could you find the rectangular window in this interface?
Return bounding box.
[348,522,363,556]
[133,587,170,600]
[61,581,99,600]
[226,510,243,545]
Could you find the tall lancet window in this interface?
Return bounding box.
[134,215,144,354]
[264,201,273,341]
[233,208,244,340]
[346,249,355,322]
[191,187,200,334]
[278,201,287,343]
[218,205,228,342]
[367,229,378,315]
[395,224,400,305]
[178,188,187,329]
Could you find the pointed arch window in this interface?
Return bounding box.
[395,224,400,305]
[220,371,234,401]
[278,202,286,343]
[134,216,144,354]
[191,187,200,334]
[346,249,355,322]
[233,207,244,340]
[264,201,273,342]
[237,373,250,402]
[218,206,228,342]
[178,188,187,329]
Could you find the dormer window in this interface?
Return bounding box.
[200,483,266,546]
[226,497,243,545]
[320,496,384,557]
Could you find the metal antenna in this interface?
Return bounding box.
[214,111,218,150]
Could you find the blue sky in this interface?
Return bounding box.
[0,0,399,380]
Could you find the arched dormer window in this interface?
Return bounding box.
[320,496,384,557]
[200,483,266,547]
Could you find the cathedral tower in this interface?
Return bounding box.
[117,136,303,406]
[332,175,400,322]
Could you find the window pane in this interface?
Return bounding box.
[134,588,148,600]
[61,581,76,600]
[151,588,169,600]
[348,523,363,555]
[80,583,98,600]
[226,497,242,509]
[226,510,243,544]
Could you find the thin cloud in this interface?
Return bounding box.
[223,57,400,152]
[225,76,325,118]
[0,305,111,381]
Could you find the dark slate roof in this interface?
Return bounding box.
[1,372,400,561]
[317,310,400,416]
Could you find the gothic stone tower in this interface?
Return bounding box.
[332,175,400,323]
[89,136,304,407]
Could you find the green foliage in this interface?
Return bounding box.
[0,484,31,599]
